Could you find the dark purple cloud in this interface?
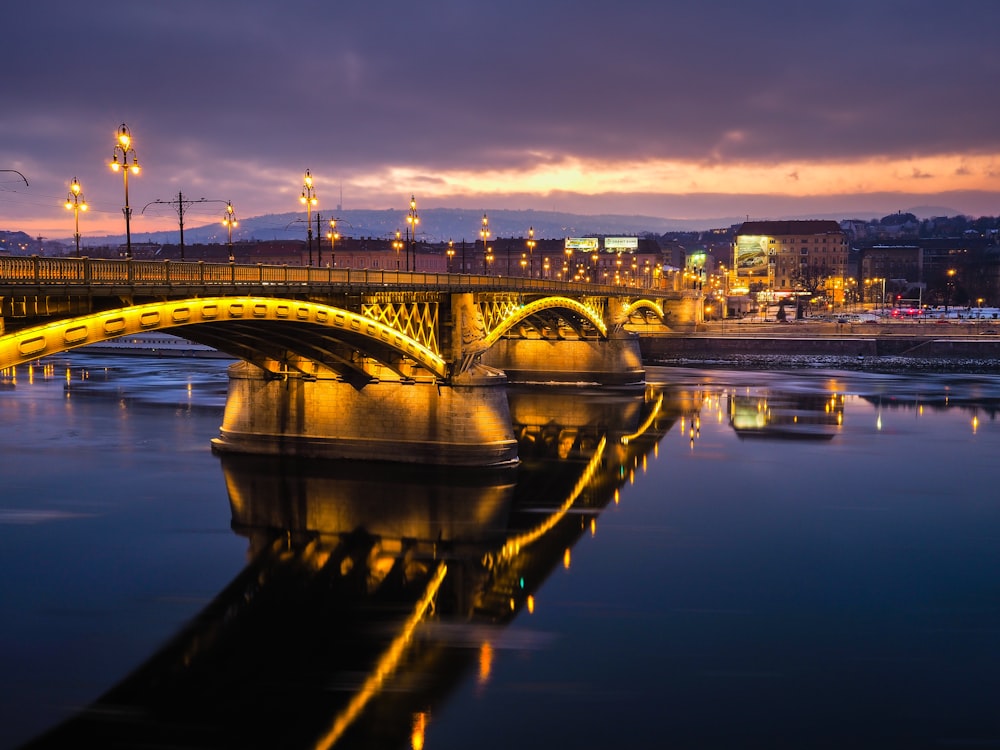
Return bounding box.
[3,0,1000,237]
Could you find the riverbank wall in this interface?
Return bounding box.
[638,321,1000,364]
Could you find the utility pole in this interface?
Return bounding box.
[142,192,215,260]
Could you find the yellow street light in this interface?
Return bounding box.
[64,177,88,258]
[109,123,140,258]
[406,195,419,271]
[393,230,403,270]
[326,218,339,268]
[481,214,490,274]
[447,239,455,273]
[222,201,238,261]
[526,226,536,277]
[300,169,318,265]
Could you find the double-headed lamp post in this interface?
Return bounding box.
[109,123,140,258]
[222,201,238,261]
[447,239,455,273]
[64,177,88,258]
[393,230,403,270]
[300,170,318,265]
[481,214,490,274]
[326,219,339,268]
[406,195,419,271]
[526,226,536,278]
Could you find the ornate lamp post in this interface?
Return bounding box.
[447,239,455,273]
[526,226,536,278]
[64,177,88,257]
[480,214,490,274]
[326,218,339,268]
[300,170,318,265]
[109,123,140,258]
[393,230,403,270]
[405,195,419,271]
[222,201,238,262]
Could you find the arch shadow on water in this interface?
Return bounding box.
[20,384,673,749]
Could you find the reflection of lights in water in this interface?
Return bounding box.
[620,394,662,445]
[614,488,620,505]
[564,548,571,569]
[486,436,607,568]
[411,712,427,750]
[315,562,448,749]
[876,411,883,431]
[590,517,596,536]
[478,641,493,686]
[526,595,535,614]
[972,414,979,434]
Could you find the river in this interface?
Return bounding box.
[1,355,999,749]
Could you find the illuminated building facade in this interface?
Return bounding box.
[733,220,848,302]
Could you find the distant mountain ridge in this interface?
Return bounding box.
[3,205,968,249]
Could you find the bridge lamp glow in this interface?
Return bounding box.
[109,122,140,258]
[447,239,455,273]
[405,195,419,272]
[526,226,536,277]
[326,219,339,268]
[480,214,490,273]
[64,177,88,258]
[222,201,238,262]
[393,230,403,270]
[300,170,318,265]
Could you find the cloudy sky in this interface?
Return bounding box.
[3,0,1000,239]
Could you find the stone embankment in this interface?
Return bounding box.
[638,320,1000,372]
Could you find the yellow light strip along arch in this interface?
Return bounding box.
[480,296,608,349]
[0,297,448,378]
[621,298,667,323]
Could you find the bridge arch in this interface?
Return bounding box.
[480,296,608,349]
[0,296,448,379]
[620,298,667,325]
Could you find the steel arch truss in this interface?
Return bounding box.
[479,295,608,349]
[0,297,448,381]
[360,294,439,355]
[620,298,667,326]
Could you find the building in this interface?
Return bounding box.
[732,220,849,303]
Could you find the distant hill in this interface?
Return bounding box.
[34,208,732,248]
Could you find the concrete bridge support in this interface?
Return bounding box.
[211,361,518,466]
[480,330,644,385]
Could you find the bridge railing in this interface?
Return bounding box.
[0,255,679,297]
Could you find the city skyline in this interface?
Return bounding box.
[3,0,1000,239]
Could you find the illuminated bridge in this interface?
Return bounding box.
[1,256,700,465]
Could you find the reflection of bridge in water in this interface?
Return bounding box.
[1,257,700,465]
[22,385,679,749]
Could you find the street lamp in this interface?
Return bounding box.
[109,123,140,258]
[406,195,419,271]
[300,169,318,265]
[326,219,339,268]
[64,177,88,258]
[222,201,238,261]
[526,226,536,277]
[393,230,403,270]
[447,239,455,273]
[480,214,490,273]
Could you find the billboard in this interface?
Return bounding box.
[604,237,639,252]
[565,238,599,252]
[735,235,770,277]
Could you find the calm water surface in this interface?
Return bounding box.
[1,356,999,749]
